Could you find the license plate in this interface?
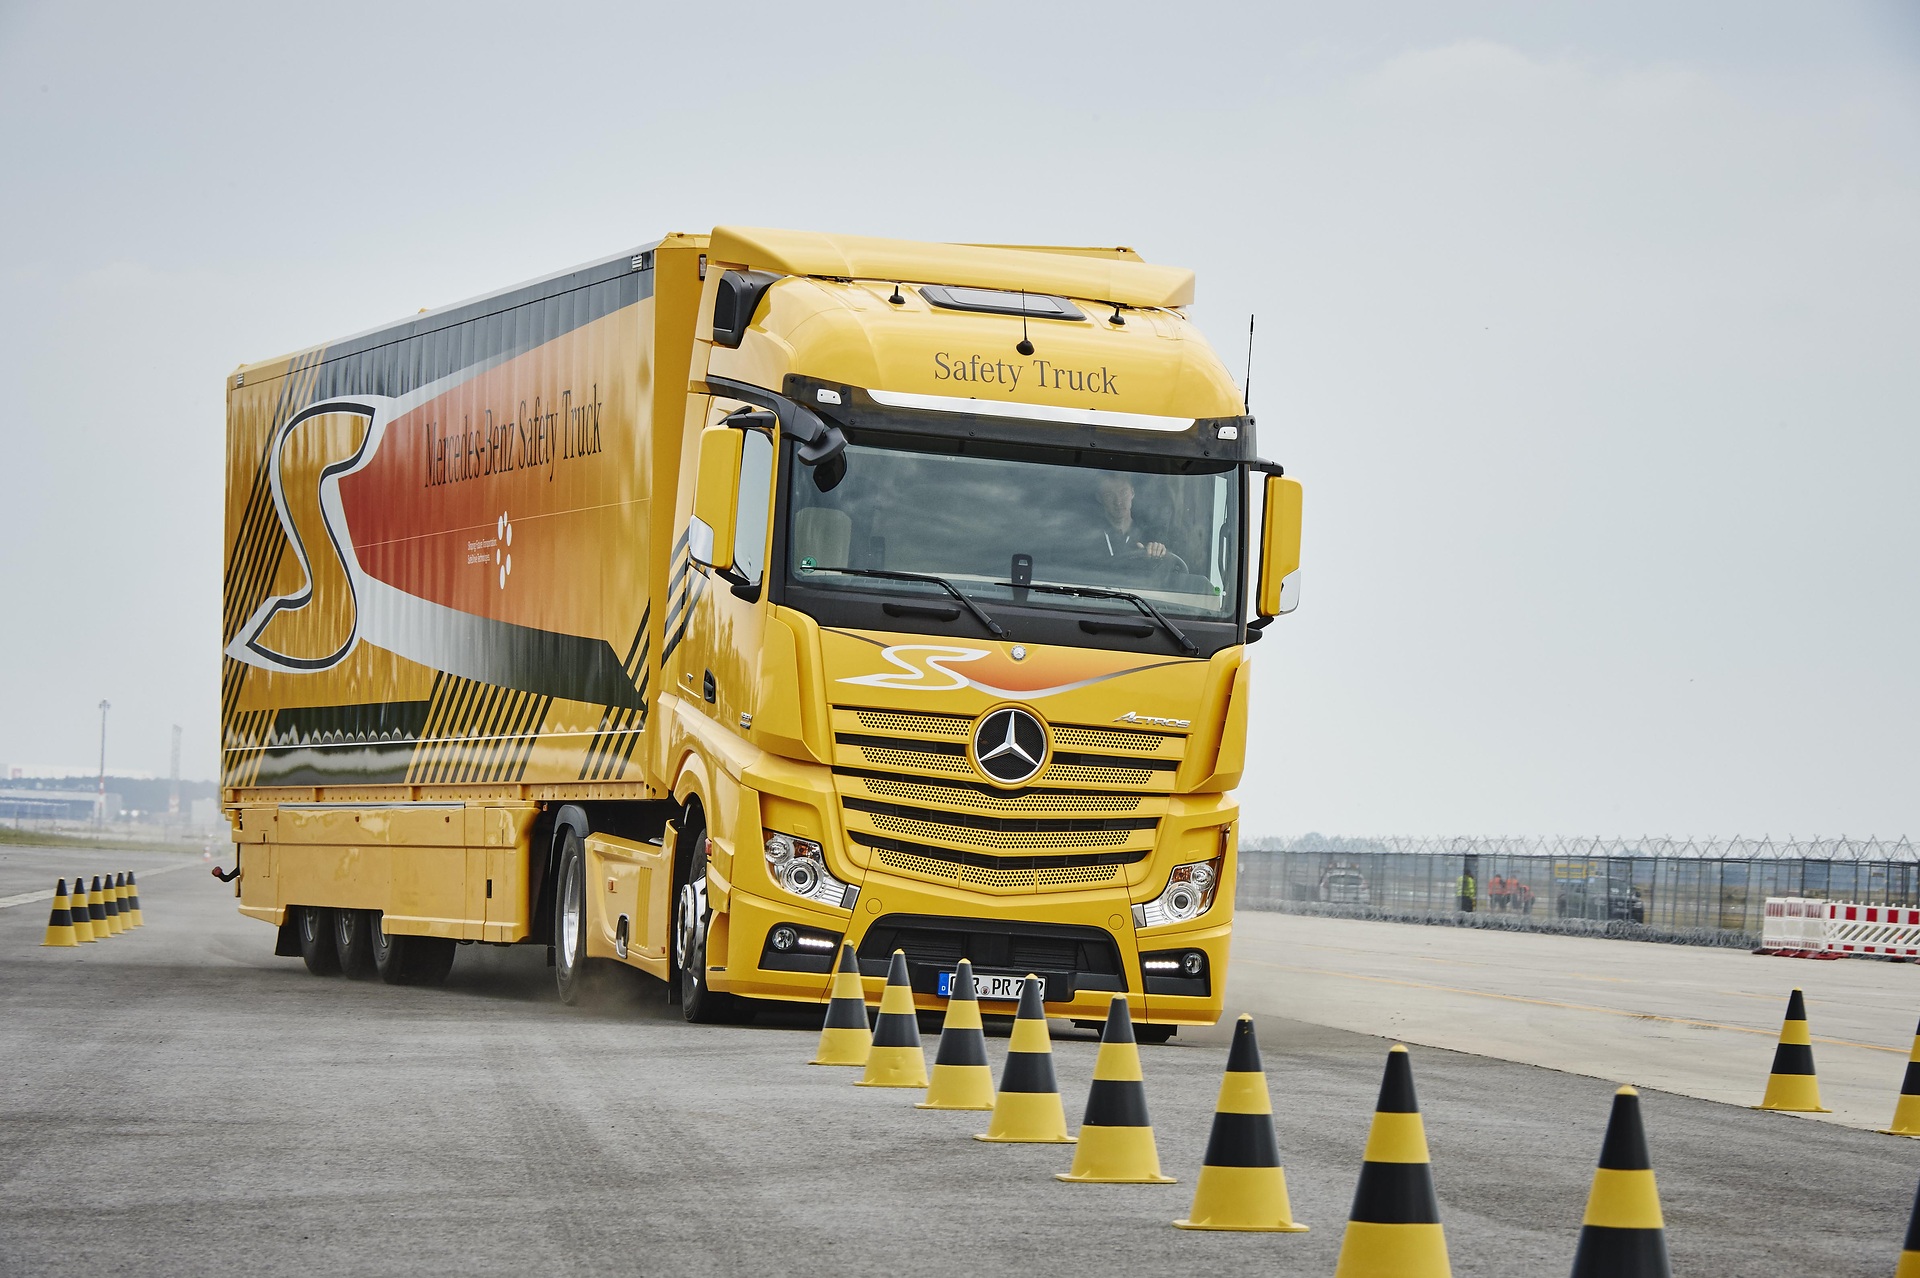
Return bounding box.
[939,971,1042,1001]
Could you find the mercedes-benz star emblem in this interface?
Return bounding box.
[973,707,1047,785]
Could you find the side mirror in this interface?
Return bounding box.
[1256,474,1302,617]
[689,426,744,571]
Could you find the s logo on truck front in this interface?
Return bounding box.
[973,707,1047,785]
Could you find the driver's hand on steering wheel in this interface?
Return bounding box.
[1144,542,1167,559]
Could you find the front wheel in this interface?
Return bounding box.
[675,833,741,1024]
[553,828,604,1006]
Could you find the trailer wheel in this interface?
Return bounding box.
[553,827,605,1005]
[368,912,453,986]
[297,906,340,976]
[334,908,376,978]
[676,833,742,1023]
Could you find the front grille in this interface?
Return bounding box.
[836,732,1174,788]
[1051,725,1174,753]
[848,771,1145,813]
[853,708,972,738]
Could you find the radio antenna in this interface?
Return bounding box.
[1242,314,1255,412]
[1017,291,1034,356]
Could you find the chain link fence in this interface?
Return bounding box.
[1236,836,1920,949]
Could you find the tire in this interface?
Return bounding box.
[297,906,340,976]
[676,830,741,1023]
[553,827,603,1006]
[1135,1024,1177,1045]
[334,908,376,978]
[370,913,456,987]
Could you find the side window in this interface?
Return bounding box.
[732,429,774,586]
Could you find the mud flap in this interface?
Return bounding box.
[274,915,301,957]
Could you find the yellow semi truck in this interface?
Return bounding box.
[219,227,1302,1035]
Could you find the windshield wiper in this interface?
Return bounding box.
[998,581,1198,656]
[807,567,1006,638]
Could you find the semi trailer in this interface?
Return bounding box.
[219,226,1303,1033]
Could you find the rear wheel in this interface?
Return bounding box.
[297,906,340,976]
[334,908,375,978]
[371,912,457,986]
[676,832,742,1023]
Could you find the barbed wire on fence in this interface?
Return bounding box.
[1243,834,1918,862]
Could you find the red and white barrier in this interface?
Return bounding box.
[1760,897,1920,959]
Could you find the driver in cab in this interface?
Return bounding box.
[1093,472,1168,562]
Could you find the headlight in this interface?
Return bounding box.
[1133,856,1224,928]
[764,831,857,909]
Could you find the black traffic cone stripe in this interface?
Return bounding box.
[1350,1163,1442,1225]
[1905,1178,1920,1253]
[88,877,107,924]
[1224,1016,1264,1073]
[1201,1111,1283,1168]
[1083,1079,1151,1127]
[1785,988,1808,1020]
[825,997,869,1030]
[102,878,120,921]
[1000,1049,1060,1094]
[1769,1041,1817,1075]
[1596,1099,1653,1171]
[48,880,71,928]
[1101,997,1139,1045]
[1903,1061,1920,1097]
[1571,1230,1672,1275]
[126,873,141,913]
[1376,1043,1420,1112]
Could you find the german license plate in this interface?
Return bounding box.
[939,971,1041,1001]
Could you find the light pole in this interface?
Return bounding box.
[96,700,110,825]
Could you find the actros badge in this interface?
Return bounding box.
[973,707,1047,785]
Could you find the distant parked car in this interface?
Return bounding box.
[1555,876,1645,923]
[1318,862,1370,906]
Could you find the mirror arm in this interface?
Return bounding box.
[1249,459,1285,476]
[706,374,847,465]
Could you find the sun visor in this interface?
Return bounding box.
[708,227,1195,309]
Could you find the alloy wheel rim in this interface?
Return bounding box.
[560,856,581,971]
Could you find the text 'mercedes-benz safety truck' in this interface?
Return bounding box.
[220,227,1303,1033]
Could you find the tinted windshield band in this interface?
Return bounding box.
[783,375,1254,462]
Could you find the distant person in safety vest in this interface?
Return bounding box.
[1456,873,1475,913]
[1515,880,1535,915]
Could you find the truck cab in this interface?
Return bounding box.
[651,228,1302,1032]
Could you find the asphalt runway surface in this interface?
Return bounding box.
[1,841,1912,1276]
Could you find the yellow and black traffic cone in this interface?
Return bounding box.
[1175,1014,1308,1232]
[976,975,1074,1144]
[1755,988,1829,1113]
[1334,1044,1450,1278]
[1569,1086,1670,1278]
[85,876,111,939]
[112,874,132,931]
[1884,1019,1920,1136]
[812,942,872,1066]
[125,872,142,928]
[1058,995,1174,1183]
[41,879,78,947]
[69,869,96,942]
[917,958,994,1110]
[856,950,928,1088]
[1897,1176,1920,1278]
[102,873,124,935]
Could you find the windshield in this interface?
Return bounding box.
[784,437,1240,622]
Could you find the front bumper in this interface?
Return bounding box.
[718,872,1229,1025]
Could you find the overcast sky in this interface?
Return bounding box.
[1,2,1914,836]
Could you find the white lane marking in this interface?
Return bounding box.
[0,858,203,909]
